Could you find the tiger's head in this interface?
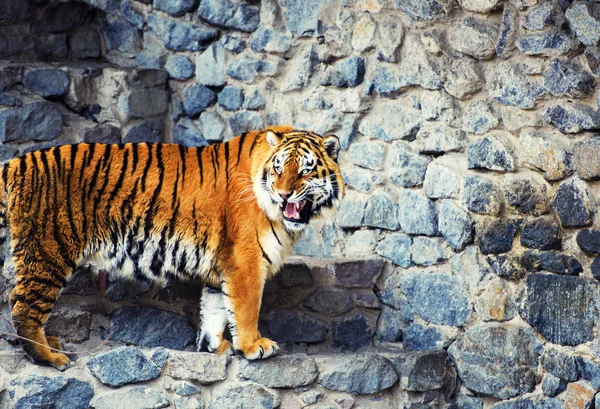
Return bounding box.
[254,127,345,233]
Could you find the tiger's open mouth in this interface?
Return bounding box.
[282,199,312,224]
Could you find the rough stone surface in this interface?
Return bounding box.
[467,135,514,172]
[463,100,499,134]
[543,103,600,134]
[573,137,600,180]
[520,129,572,181]
[543,59,595,98]
[317,354,398,394]
[521,217,561,250]
[478,218,520,254]
[552,178,594,228]
[417,123,468,154]
[164,351,227,384]
[486,61,545,109]
[376,233,412,268]
[504,175,550,216]
[439,199,474,250]
[0,101,62,143]
[209,383,280,409]
[424,162,461,199]
[463,175,503,215]
[398,189,438,236]
[565,2,600,47]
[8,374,94,409]
[449,17,499,59]
[395,350,452,392]
[331,313,373,351]
[304,288,354,315]
[238,354,317,388]
[86,346,163,387]
[90,386,169,409]
[263,309,327,343]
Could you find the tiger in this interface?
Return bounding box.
[3,125,344,371]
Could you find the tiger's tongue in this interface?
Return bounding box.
[284,202,300,219]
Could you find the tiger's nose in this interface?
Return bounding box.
[278,191,292,200]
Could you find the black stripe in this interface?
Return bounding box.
[144,144,164,238]
[141,142,153,192]
[236,132,247,166]
[258,241,272,264]
[86,143,96,167]
[107,149,129,206]
[65,161,80,243]
[131,143,139,176]
[224,142,230,185]
[210,146,218,188]
[51,156,75,269]
[21,273,67,289]
[179,144,187,185]
[52,147,61,180]
[12,294,53,315]
[196,147,204,185]
[248,134,260,156]
[269,221,282,246]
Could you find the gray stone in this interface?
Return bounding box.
[449,17,499,59]
[46,308,91,343]
[394,350,452,391]
[520,129,572,180]
[421,27,444,56]
[345,230,377,256]
[398,34,444,90]
[34,33,68,62]
[304,288,353,315]
[456,396,484,409]
[543,103,600,134]
[337,193,366,228]
[468,135,515,172]
[280,0,325,37]
[102,16,142,57]
[0,34,34,59]
[228,111,264,136]
[364,190,399,230]
[86,346,163,387]
[171,381,200,396]
[374,14,404,62]
[199,111,226,142]
[585,46,600,77]
[0,101,62,143]
[153,0,197,16]
[496,3,519,58]
[165,351,227,384]
[565,2,600,47]
[376,233,412,268]
[183,84,216,117]
[573,137,600,179]
[358,103,422,142]
[491,397,565,409]
[398,189,438,235]
[342,168,381,192]
[278,262,313,288]
[521,217,561,250]
[348,140,384,171]
[209,383,280,409]
[147,14,217,52]
[521,250,583,276]
[448,322,542,399]
[463,100,499,134]
[542,374,567,397]
[173,118,209,147]
[474,275,518,322]
[424,162,461,199]
[195,43,225,86]
[0,66,23,91]
[198,0,259,32]
[63,268,96,296]
[8,374,94,409]
[318,354,398,394]
[120,0,144,29]
[541,347,579,382]
[241,89,265,110]
[31,1,89,34]
[263,309,327,343]
[417,123,468,154]
[221,34,246,53]
[421,89,461,127]
[321,57,365,88]
[69,27,101,60]
[486,254,526,280]
[238,354,318,388]
[0,92,21,107]
[281,44,317,92]
[366,65,402,97]
[123,119,163,143]
[439,200,474,251]
[226,55,278,83]
[552,177,594,227]
[523,3,565,31]
[463,175,503,215]
[118,88,169,119]
[90,386,169,409]
[0,0,32,22]
[522,274,597,346]
[444,56,484,99]
[165,55,195,80]
[402,323,451,351]
[516,30,580,57]
[171,396,204,409]
[331,313,373,351]
[251,27,292,54]
[458,0,502,12]
[411,237,450,266]
[23,69,69,98]
[577,356,600,389]
[218,86,244,111]
[376,304,413,342]
[504,175,550,216]
[391,0,453,21]
[334,259,383,288]
[103,306,195,350]
[351,13,376,52]
[401,272,470,326]
[486,61,545,109]
[544,59,595,98]
[478,218,521,254]
[105,274,153,302]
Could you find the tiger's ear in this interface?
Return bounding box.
[266,130,282,147]
[323,134,340,162]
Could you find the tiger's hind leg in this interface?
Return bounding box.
[10,262,71,371]
[197,286,233,355]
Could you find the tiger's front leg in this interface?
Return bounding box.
[222,264,279,360]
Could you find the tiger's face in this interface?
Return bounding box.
[255,129,345,232]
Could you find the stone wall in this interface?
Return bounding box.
[3,0,600,408]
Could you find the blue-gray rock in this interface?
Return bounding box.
[504,175,550,216]
[392,350,452,392]
[519,129,572,181]
[318,354,398,394]
[105,275,153,302]
[90,386,169,409]
[241,89,265,110]
[521,217,561,250]
[281,44,317,92]
[417,123,467,154]
[398,189,438,235]
[0,101,62,143]
[585,46,600,77]
[486,61,545,109]
[198,111,225,142]
[226,55,278,83]
[0,34,34,59]
[358,103,421,142]
[520,274,598,346]
[120,0,144,29]
[366,66,401,97]
[578,229,600,257]
[304,288,353,315]
[0,0,32,22]
[123,119,163,143]
[565,2,600,47]
[552,178,594,227]
[391,0,453,21]
[401,272,470,326]
[229,111,263,136]
[577,356,600,389]
[0,92,21,107]
[209,383,279,409]
[238,354,318,388]
[86,346,162,387]
[293,223,338,257]
[218,86,244,111]
[449,17,499,59]
[221,34,246,53]
[31,1,89,34]
[23,69,69,98]
[486,254,525,280]
[103,306,195,349]
[333,259,383,288]
[68,27,101,60]
[262,309,327,343]
[8,374,94,409]
[456,396,484,409]
[172,381,200,396]
[336,193,366,228]
[516,29,579,57]
[444,55,484,99]
[463,101,499,135]
[0,66,22,91]
[195,42,225,86]
[543,103,600,134]
[348,141,384,171]
[342,168,381,192]
[173,118,209,147]
[467,136,515,172]
[151,348,169,369]
[496,3,519,58]
[320,57,365,88]
[165,55,195,80]
[153,0,197,16]
[478,218,520,254]
[375,13,404,62]
[542,373,567,397]
[345,230,377,256]
[63,268,96,296]
[399,34,444,90]
[364,190,399,230]
[448,322,543,399]
[198,0,259,32]
[280,0,325,37]
[147,14,217,51]
[118,88,169,119]
[183,84,216,117]
[521,250,583,275]
[439,199,473,250]
[331,313,372,351]
[102,16,142,56]
[411,236,450,266]
[376,304,413,342]
[376,233,412,268]
[34,33,68,62]
[402,323,448,351]
[491,397,565,409]
[250,27,292,54]
[544,59,595,98]
[463,175,503,215]
[523,3,565,31]
[541,347,579,382]
[387,142,430,187]
[424,162,461,199]
[172,396,204,409]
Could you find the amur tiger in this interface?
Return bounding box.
[3,125,344,370]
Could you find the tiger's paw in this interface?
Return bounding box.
[46,336,63,352]
[198,333,233,356]
[214,340,234,355]
[48,352,70,371]
[238,338,279,360]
